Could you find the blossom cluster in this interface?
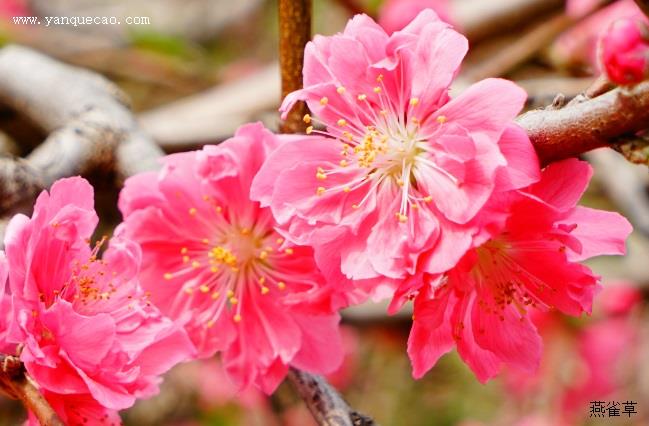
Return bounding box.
[0,8,635,424]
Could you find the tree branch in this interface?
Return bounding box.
[287,368,375,426]
[517,82,649,165]
[634,0,649,17]
[0,354,64,426]
[278,0,311,133]
[0,45,163,184]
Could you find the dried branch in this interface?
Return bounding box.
[287,368,375,426]
[453,0,563,42]
[0,354,64,426]
[278,0,311,133]
[0,45,163,184]
[517,82,649,165]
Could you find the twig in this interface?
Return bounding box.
[634,0,649,17]
[278,0,311,133]
[287,368,375,426]
[453,0,563,42]
[0,354,64,426]
[462,0,610,82]
[517,81,649,165]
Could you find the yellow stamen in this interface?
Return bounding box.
[320,97,329,105]
[303,114,312,124]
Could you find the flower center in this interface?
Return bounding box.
[163,200,293,325]
[305,74,456,224]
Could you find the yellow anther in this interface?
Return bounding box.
[373,86,382,93]
[303,114,312,124]
[189,207,197,216]
[210,266,219,273]
[233,314,242,323]
[241,228,250,235]
[379,109,388,116]
[436,115,447,124]
[215,206,223,213]
[423,195,433,203]
[206,320,215,328]
[202,194,210,201]
[276,237,284,245]
[409,97,419,106]
[396,213,408,223]
[357,94,367,101]
[200,285,210,293]
[259,251,269,260]
[227,290,235,298]
[320,97,329,105]
[316,186,326,196]
[352,204,359,209]
[284,248,294,255]
[278,281,286,290]
[336,86,346,94]
[340,159,348,167]
[184,287,194,295]
[343,186,351,193]
[258,277,266,284]
[261,287,270,295]
[164,273,173,280]
[306,126,314,134]
[397,178,404,187]
[229,297,238,305]
[191,261,200,268]
[411,117,420,124]
[337,119,347,127]
[411,204,419,210]
[183,256,190,263]
[202,238,210,244]
[180,247,188,254]
[376,74,384,82]
[211,292,220,299]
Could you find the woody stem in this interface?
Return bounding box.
[278,0,311,133]
[0,354,64,426]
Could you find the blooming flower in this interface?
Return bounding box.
[0,177,194,425]
[600,18,649,84]
[379,0,452,34]
[252,10,539,298]
[407,159,632,382]
[118,123,347,393]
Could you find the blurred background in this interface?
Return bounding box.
[0,0,648,425]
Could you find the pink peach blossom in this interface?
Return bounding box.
[1,177,194,424]
[252,10,539,300]
[118,123,348,393]
[379,0,453,34]
[407,159,632,382]
[600,18,649,84]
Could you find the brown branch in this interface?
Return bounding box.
[634,0,649,17]
[518,82,649,165]
[278,0,311,133]
[1,354,64,426]
[462,0,611,82]
[287,368,375,426]
[453,0,563,42]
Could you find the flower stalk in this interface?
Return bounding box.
[0,354,64,426]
